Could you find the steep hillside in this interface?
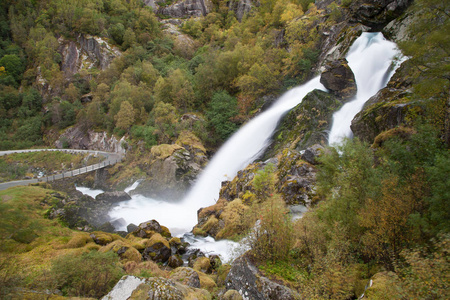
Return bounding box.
[0,0,448,299]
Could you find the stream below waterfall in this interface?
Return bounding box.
[77,32,402,262]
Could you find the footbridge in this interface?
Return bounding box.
[0,149,123,191]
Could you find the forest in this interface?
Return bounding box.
[0,0,449,299]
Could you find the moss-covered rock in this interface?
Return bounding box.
[193,256,212,273]
[90,231,117,245]
[65,232,94,248]
[99,239,142,263]
[265,89,342,158]
[350,63,419,144]
[168,254,184,268]
[225,254,300,300]
[277,149,318,206]
[221,289,243,300]
[142,233,171,263]
[132,132,208,200]
[320,58,357,100]
[170,267,201,288]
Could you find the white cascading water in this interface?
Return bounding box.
[103,32,402,260]
[109,77,326,236]
[328,32,402,145]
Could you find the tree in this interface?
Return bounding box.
[0,54,25,86]
[151,101,178,143]
[115,100,135,131]
[206,91,239,144]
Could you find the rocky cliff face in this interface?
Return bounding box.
[348,0,413,31]
[132,132,208,200]
[59,34,121,79]
[145,0,212,18]
[228,0,257,21]
[55,125,127,155]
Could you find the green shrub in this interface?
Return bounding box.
[50,250,123,298]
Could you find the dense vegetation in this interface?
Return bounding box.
[0,0,448,298]
[0,0,330,150]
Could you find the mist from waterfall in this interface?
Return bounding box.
[109,32,402,240]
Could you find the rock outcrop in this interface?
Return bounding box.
[278,150,318,206]
[95,191,131,203]
[348,0,413,31]
[225,254,300,300]
[45,183,116,229]
[320,58,357,100]
[59,34,121,78]
[350,63,415,144]
[228,0,256,22]
[102,276,211,300]
[156,0,211,18]
[265,89,342,158]
[55,125,127,155]
[133,132,208,200]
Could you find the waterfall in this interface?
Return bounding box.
[109,32,401,237]
[328,32,402,145]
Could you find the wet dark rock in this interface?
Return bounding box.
[350,63,417,144]
[210,255,222,270]
[168,255,184,268]
[127,223,139,233]
[143,242,172,263]
[98,222,115,233]
[301,144,325,165]
[349,0,413,31]
[320,58,357,101]
[264,89,342,159]
[110,218,127,229]
[96,191,131,203]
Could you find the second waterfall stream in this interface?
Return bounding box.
[108,32,402,258]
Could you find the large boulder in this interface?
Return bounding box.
[169,267,201,288]
[102,276,210,300]
[143,242,172,263]
[133,220,163,238]
[225,255,300,300]
[95,191,131,203]
[320,58,357,100]
[141,232,172,263]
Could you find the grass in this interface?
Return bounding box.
[259,260,305,283]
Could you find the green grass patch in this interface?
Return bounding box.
[259,260,305,282]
